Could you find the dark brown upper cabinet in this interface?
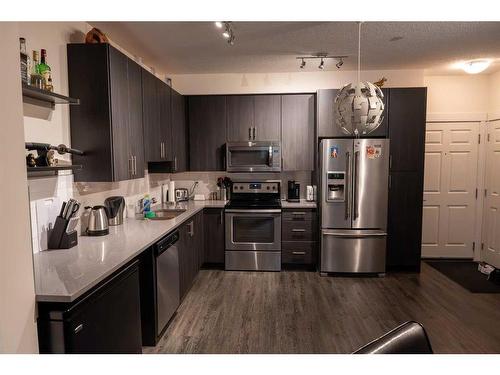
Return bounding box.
[227,95,281,142]
[388,88,427,172]
[171,88,188,172]
[188,95,227,171]
[316,88,388,138]
[282,94,315,171]
[68,43,145,182]
[141,69,172,164]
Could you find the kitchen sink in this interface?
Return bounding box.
[149,208,187,220]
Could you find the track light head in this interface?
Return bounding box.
[336,58,344,69]
[319,58,325,70]
[215,21,223,28]
[222,31,230,38]
[300,59,306,69]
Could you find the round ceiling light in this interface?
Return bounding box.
[334,22,385,137]
[335,82,385,136]
[461,59,491,74]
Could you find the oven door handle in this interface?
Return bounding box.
[225,209,282,214]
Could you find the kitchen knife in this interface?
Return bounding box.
[59,201,67,218]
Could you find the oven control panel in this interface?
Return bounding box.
[232,182,280,194]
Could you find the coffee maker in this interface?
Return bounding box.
[287,180,300,202]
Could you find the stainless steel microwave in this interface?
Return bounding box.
[226,142,281,172]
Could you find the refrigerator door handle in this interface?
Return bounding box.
[345,151,350,220]
[322,230,387,238]
[353,150,360,220]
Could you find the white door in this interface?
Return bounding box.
[422,122,479,258]
[482,119,500,268]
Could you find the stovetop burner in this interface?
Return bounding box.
[226,181,281,210]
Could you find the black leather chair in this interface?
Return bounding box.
[353,321,433,354]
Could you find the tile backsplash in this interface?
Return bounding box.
[28,170,313,253]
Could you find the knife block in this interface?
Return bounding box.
[48,216,78,250]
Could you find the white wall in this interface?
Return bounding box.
[0,23,39,353]
[488,70,500,118]
[424,74,490,115]
[170,69,425,95]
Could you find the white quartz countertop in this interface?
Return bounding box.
[281,199,317,208]
[33,200,227,303]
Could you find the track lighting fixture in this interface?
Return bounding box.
[296,54,348,70]
[215,21,235,46]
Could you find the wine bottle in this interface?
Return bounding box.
[30,51,43,89]
[39,49,52,90]
[19,38,28,84]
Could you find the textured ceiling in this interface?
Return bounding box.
[90,21,500,74]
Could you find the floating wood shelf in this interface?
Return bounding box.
[22,83,80,109]
[27,165,82,177]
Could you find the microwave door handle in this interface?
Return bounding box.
[268,146,273,167]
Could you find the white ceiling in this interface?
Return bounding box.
[90,22,500,75]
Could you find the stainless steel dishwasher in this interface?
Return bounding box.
[155,230,180,337]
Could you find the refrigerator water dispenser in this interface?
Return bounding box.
[326,172,345,202]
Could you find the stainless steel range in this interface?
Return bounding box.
[225,181,281,271]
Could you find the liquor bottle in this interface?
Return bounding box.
[30,51,43,89]
[19,38,29,84]
[45,72,54,92]
[39,49,51,90]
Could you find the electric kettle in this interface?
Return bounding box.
[85,205,109,236]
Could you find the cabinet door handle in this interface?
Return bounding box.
[292,251,306,255]
[248,127,252,140]
[188,221,194,237]
[133,156,137,176]
[74,324,83,334]
[174,156,178,172]
[292,229,306,232]
[220,210,223,225]
[129,157,133,177]
[253,127,256,140]
[291,212,306,216]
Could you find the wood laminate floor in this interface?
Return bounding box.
[144,263,500,354]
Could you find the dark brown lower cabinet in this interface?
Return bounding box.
[281,208,318,267]
[178,211,204,299]
[203,208,225,265]
[37,261,142,353]
[387,172,424,271]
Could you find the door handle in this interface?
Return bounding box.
[291,212,306,216]
[220,210,223,225]
[345,151,350,220]
[128,157,133,176]
[353,151,360,220]
[74,324,83,334]
[188,221,194,237]
[133,155,137,176]
[253,127,256,140]
[292,229,306,232]
[160,142,164,159]
[249,127,252,140]
[291,251,306,255]
[174,156,178,172]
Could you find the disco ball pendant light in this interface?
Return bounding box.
[334,22,385,137]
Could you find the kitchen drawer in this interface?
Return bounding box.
[282,220,317,241]
[282,241,316,264]
[282,209,316,222]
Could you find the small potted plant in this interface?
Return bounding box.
[217,176,232,201]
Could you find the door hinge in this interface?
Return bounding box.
[478,134,481,144]
[472,242,476,251]
[475,188,478,199]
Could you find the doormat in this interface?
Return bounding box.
[425,260,500,293]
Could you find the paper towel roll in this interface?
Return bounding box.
[168,181,176,203]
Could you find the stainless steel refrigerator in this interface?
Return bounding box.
[320,138,390,274]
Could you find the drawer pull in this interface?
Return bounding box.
[291,212,306,216]
[291,229,306,232]
[74,324,83,334]
[292,251,306,255]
